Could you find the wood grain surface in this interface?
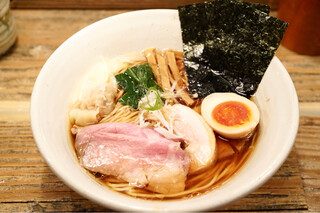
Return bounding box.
[10,0,279,10]
[0,9,319,212]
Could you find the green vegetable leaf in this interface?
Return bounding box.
[118,91,142,109]
[115,63,163,109]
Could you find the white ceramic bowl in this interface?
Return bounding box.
[31,10,299,211]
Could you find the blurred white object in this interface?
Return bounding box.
[0,0,17,56]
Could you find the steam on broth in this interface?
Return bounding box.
[69,48,259,200]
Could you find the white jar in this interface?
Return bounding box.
[0,0,17,56]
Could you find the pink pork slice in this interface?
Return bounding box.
[75,122,190,194]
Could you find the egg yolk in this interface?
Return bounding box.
[212,101,252,127]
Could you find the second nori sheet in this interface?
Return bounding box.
[178,0,288,98]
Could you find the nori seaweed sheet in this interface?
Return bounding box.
[178,0,288,98]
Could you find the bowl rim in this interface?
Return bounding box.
[30,9,300,211]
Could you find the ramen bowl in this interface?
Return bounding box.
[30,10,299,211]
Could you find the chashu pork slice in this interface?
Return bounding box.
[75,122,190,194]
[162,104,216,174]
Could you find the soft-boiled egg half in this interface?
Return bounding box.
[201,93,260,139]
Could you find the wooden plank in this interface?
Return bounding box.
[10,0,206,9]
[275,46,320,104]
[295,116,320,212]
[0,101,30,121]
[10,0,277,9]
[300,103,320,117]
[0,201,109,212]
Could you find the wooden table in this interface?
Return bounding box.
[0,9,319,212]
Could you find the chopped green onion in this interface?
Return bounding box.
[141,87,164,111]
